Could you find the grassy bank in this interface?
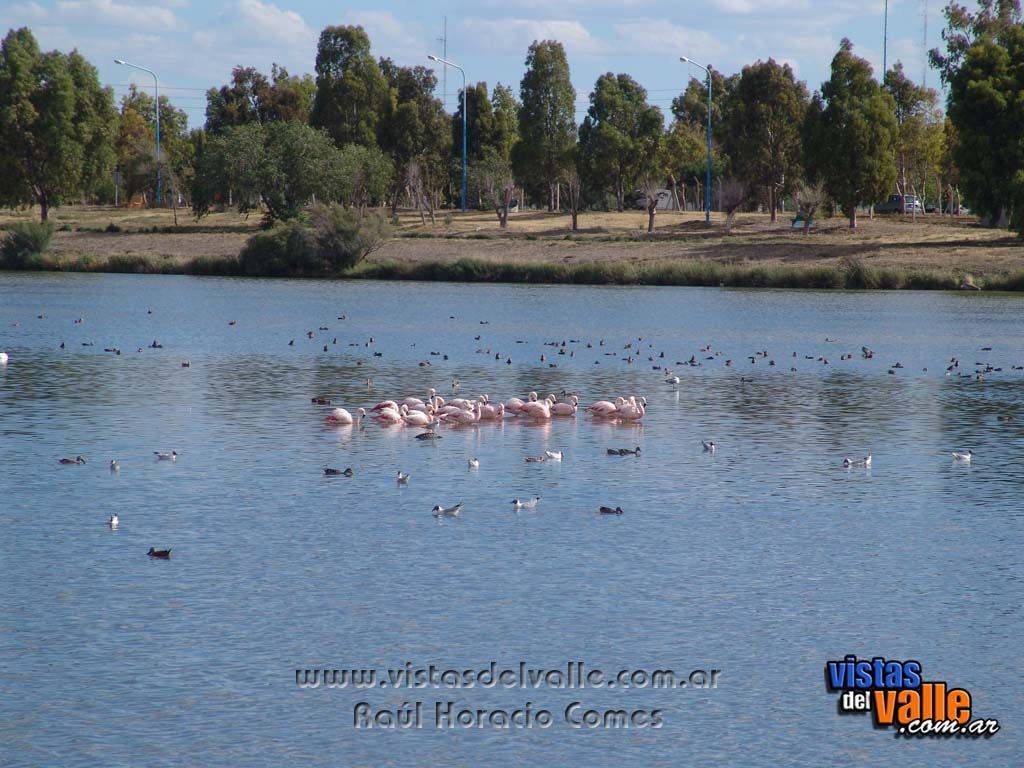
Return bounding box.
[3,205,1024,289]
[7,249,1022,290]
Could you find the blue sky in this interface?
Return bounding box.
[1,0,953,128]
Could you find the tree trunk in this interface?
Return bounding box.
[571,210,578,231]
[848,207,857,229]
[769,185,777,223]
[616,180,624,213]
[647,204,656,232]
[39,195,49,222]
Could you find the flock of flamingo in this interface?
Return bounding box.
[323,389,648,427]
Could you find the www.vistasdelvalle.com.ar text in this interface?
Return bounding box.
[295,661,722,730]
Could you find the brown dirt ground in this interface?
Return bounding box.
[4,206,1022,276]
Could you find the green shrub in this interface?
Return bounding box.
[309,204,389,271]
[105,222,122,233]
[238,219,319,276]
[1,221,55,268]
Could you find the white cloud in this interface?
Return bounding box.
[346,10,423,53]
[460,18,605,57]
[5,2,50,23]
[55,0,181,32]
[227,0,315,49]
[612,19,726,61]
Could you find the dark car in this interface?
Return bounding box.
[875,194,923,214]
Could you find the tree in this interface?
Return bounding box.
[884,61,941,212]
[723,59,808,222]
[205,64,314,133]
[470,147,516,228]
[578,73,664,212]
[453,82,494,164]
[804,39,898,228]
[490,83,520,162]
[931,0,1024,229]
[0,29,117,221]
[310,26,387,148]
[336,144,392,211]
[514,40,576,211]
[192,121,343,223]
[115,85,190,207]
[377,60,451,215]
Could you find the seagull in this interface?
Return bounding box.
[147,547,171,559]
[108,513,119,528]
[951,450,972,462]
[701,440,716,453]
[59,456,86,464]
[154,451,178,461]
[544,450,563,461]
[599,506,624,515]
[512,497,540,509]
[432,502,463,517]
[422,420,441,430]
[324,467,354,476]
[396,471,411,484]
[468,458,480,469]
[110,460,119,472]
[843,455,872,467]
[665,375,680,385]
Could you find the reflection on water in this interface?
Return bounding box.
[0,273,1021,767]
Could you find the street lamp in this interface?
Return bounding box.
[428,54,466,213]
[680,56,712,226]
[115,59,160,205]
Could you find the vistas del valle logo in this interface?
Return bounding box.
[825,656,1000,738]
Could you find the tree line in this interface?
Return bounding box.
[0,2,1022,233]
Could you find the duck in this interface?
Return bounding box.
[396,471,411,484]
[154,451,179,461]
[468,458,480,469]
[324,467,354,476]
[544,450,563,461]
[525,456,546,463]
[951,450,972,462]
[432,502,463,517]
[843,455,872,467]
[110,460,119,472]
[620,446,641,456]
[311,396,332,405]
[147,547,171,559]
[108,513,119,528]
[701,440,716,453]
[512,497,541,509]
[416,432,442,441]
[599,506,624,515]
[59,456,86,464]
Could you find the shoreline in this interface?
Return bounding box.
[3,207,1023,290]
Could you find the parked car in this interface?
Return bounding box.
[875,194,923,214]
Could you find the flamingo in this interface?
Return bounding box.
[550,396,578,417]
[506,391,538,415]
[520,398,552,420]
[448,402,482,425]
[325,407,365,425]
[479,402,505,420]
[370,399,399,413]
[403,408,433,427]
[372,406,404,424]
[586,399,619,417]
[616,396,646,420]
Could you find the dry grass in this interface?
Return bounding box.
[2,204,1021,280]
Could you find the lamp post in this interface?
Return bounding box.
[115,59,160,205]
[428,54,466,213]
[680,56,712,226]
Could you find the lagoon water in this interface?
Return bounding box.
[0,273,1021,766]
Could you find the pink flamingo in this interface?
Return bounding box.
[550,395,578,417]
[616,396,646,420]
[586,398,619,417]
[403,408,433,427]
[325,407,366,425]
[520,397,553,420]
[505,391,538,415]
[372,406,404,424]
[447,401,482,425]
[370,399,399,413]
[479,402,505,420]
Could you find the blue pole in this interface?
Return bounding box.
[154,74,161,206]
[461,75,467,212]
[705,70,711,226]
